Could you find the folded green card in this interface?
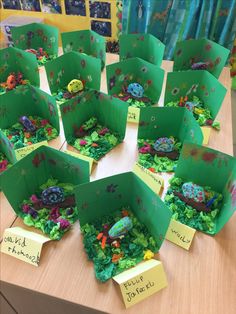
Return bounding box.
[45,51,101,105]
[119,33,165,67]
[11,22,59,66]
[173,38,230,78]
[0,85,60,149]
[60,90,128,161]
[0,47,39,95]
[164,70,227,129]
[106,57,164,108]
[165,142,236,235]
[1,146,90,240]
[75,172,172,281]
[61,29,106,70]
[137,107,203,172]
[0,130,17,189]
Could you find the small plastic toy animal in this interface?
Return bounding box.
[67,79,84,93]
[19,116,36,133]
[41,186,65,205]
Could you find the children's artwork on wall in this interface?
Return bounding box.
[21,0,41,11]
[41,0,62,14]
[89,1,111,19]
[91,20,111,37]
[2,0,21,10]
[64,0,86,16]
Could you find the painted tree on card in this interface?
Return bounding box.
[137,107,203,173]
[119,33,165,67]
[11,23,59,66]
[106,57,164,109]
[173,39,230,79]
[165,142,236,235]
[0,85,59,150]
[61,29,106,70]
[45,51,101,105]
[74,172,172,282]
[60,90,128,161]
[0,47,39,95]
[1,146,90,240]
[164,70,227,130]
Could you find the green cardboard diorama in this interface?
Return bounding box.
[1,146,90,240]
[61,29,106,70]
[119,33,165,67]
[74,172,172,282]
[164,70,227,129]
[11,22,59,66]
[106,57,164,109]
[164,142,236,235]
[173,38,230,79]
[0,47,39,95]
[0,130,17,182]
[45,51,101,106]
[137,107,203,172]
[60,90,128,161]
[0,85,59,150]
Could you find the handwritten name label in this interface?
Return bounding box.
[15,141,48,160]
[113,259,167,308]
[64,149,94,174]
[127,106,140,123]
[1,227,50,266]
[201,126,211,145]
[165,219,196,250]
[133,163,164,195]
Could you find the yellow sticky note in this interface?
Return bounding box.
[113,259,167,308]
[15,141,48,160]
[64,149,95,174]
[127,106,140,123]
[133,163,164,195]
[201,126,211,145]
[1,227,50,266]
[165,219,196,250]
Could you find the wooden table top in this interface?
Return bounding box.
[1,54,235,314]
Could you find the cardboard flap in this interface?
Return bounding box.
[61,29,106,69]
[0,47,39,86]
[11,22,59,56]
[75,172,172,250]
[60,90,128,142]
[164,70,227,119]
[173,38,230,78]
[138,107,203,144]
[119,33,165,67]
[106,57,164,102]
[0,85,59,132]
[45,51,101,94]
[1,145,90,218]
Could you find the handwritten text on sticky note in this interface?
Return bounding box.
[1,227,50,266]
[165,219,196,250]
[127,106,140,123]
[201,126,211,145]
[133,163,164,195]
[15,141,48,160]
[113,259,167,308]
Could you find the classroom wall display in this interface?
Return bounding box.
[91,20,111,37]
[41,0,62,14]
[21,0,41,11]
[1,0,119,41]
[89,1,111,19]
[2,0,21,10]
[64,0,86,16]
